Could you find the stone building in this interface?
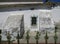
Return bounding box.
[0,0,59,40]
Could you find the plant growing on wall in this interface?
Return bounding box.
[6,31,11,44]
[54,26,58,44]
[26,30,30,44]
[35,31,40,44]
[44,31,49,44]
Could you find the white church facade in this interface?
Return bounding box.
[0,2,59,40]
[0,4,55,32]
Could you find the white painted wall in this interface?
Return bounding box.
[0,5,60,41]
[1,6,60,40]
[0,9,54,32]
[51,6,60,22]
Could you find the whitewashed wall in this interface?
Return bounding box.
[0,9,54,31]
[0,5,60,40]
[51,6,60,22]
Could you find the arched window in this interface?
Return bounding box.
[31,17,37,26]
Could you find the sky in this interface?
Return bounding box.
[43,0,60,2]
[48,0,60,2]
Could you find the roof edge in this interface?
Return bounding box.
[0,2,43,5]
